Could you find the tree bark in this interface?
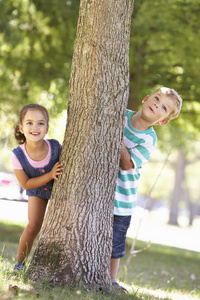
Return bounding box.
[28,0,134,291]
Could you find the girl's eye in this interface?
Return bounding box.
[39,122,45,126]
[162,106,167,112]
[155,97,159,101]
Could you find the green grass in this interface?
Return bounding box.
[0,220,200,299]
[0,220,27,261]
[121,238,200,298]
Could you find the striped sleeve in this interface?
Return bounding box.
[129,139,156,168]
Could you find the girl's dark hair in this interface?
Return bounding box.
[14,104,49,144]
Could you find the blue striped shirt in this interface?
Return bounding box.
[114,109,157,216]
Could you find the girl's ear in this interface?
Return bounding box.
[18,124,24,134]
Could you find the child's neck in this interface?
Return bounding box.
[26,139,45,150]
[25,139,48,161]
[131,112,152,131]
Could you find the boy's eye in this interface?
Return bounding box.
[39,122,45,126]
[155,96,159,101]
[162,106,167,112]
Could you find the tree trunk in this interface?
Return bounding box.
[28,0,134,291]
[187,188,199,226]
[168,149,186,225]
[188,199,195,226]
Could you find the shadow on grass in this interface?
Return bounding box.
[119,237,200,296]
[0,220,26,260]
[0,220,25,243]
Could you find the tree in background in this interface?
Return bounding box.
[28,0,134,290]
[2,0,200,143]
[129,0,200,109]
[127,0,200,225]
[0,0,79,154]
[0,0,79,107]
[1,0,200,148]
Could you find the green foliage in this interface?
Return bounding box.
[130,0,200,105]
[129,0,200,146]
[1,0,200,166]
[0,0,79,150]
[0,0,79,105]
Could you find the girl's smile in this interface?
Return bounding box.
[19,110,49,142]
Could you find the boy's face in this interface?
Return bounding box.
[141,92,175,125]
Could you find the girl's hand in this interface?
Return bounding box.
[50,162,63,180]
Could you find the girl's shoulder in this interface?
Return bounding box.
[46,139,62,149]
[12,143,25,154]
[46,138,60,145]
[46,139,61,160]
[11,144,25,170]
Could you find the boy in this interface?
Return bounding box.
[111,87,182,292]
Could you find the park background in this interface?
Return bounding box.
[0,0,200,299]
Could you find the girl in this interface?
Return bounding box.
[11,104,63,270]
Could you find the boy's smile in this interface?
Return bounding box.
[142,92,175,125]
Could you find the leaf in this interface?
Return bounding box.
[8,285,19,295]
[31,288,40,298]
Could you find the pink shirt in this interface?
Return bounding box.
[11,139,51,169]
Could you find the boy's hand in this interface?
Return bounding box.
[120,142,134,170]
[50,162,63,180]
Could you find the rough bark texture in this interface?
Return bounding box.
[28,0,134,290]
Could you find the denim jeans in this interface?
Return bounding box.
[111,215,131,259]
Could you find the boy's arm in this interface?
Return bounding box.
[14,162,63,190]
[119,142,134,170]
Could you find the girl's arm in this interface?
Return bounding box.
[119,142,134,170]
[14,162,63,190]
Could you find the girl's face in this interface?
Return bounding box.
[19,109,49,143]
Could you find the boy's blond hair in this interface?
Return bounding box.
[152,87,182,121]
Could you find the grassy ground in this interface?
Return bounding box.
[0,219,200,300]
